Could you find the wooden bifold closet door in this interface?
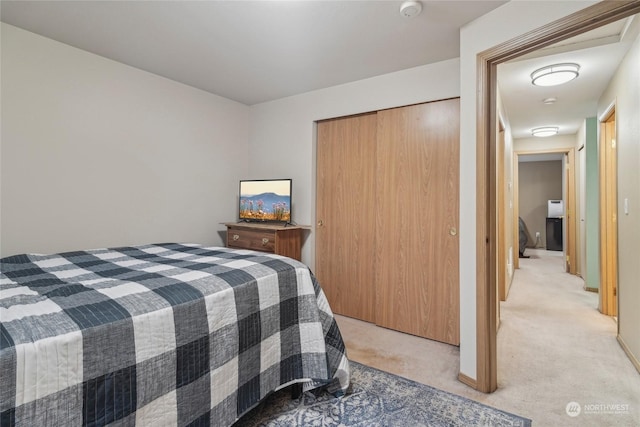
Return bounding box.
[316,99,460,345]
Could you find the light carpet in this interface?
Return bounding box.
[235,361,531,426]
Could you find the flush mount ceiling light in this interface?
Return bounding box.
[531,63,580,86]
[532,126,559,137]
[400,0,422,18]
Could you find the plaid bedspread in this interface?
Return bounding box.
[0,243,349,426]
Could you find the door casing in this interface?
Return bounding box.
[599,105,618,316]
[512,149,577,276]
[474,0,640,393]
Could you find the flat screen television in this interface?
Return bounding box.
[239,179,292,223]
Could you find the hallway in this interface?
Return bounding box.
[496,248,639,425]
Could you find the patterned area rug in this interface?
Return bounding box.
[235,361,532,426]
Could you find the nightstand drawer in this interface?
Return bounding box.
[227,228,275,252]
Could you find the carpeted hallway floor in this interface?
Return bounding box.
[335,249,640,426]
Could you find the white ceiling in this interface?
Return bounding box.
[1,1,638,141]
[498,15,639,139]
[0,0,506,105]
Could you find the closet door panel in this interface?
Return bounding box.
[376,99,460,344]
[316,113,377,322]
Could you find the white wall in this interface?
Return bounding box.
[0,23,250,256]
[459,0,597,380]
[598,28,640,370]
[248,59,460,266]
[497,87,515,294]
[514,135,578,153]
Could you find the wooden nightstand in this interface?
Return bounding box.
[224,222,305,261]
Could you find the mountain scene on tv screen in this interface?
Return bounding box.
[240,192,291,221]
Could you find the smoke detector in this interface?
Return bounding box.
[400,1,422,18]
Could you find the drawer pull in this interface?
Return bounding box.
[232,234,240,241]
[262,238,270,246]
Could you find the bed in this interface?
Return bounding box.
[0,243,349,426]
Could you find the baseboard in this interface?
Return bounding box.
[617,335,640,374]
[584,286,598,293]
[458,372,477,389]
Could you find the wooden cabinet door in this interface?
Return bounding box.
[316,113,377,322]
[375,99,460,345]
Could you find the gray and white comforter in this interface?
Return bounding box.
[0,243,349,426]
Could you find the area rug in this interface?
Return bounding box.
[235,361,532,426]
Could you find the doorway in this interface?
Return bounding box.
[513,151,574,273]
[475,1,640,393]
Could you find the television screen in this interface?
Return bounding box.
[239,179,292,223]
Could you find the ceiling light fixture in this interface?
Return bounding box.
[531,63,580,86]
[399,1,422,18]
[532,126,559,137]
